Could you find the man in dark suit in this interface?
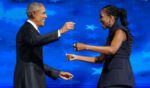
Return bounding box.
[14,2,74,88]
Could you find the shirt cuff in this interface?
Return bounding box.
[58,30,61,37]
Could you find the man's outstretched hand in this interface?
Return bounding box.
[59,72,73,80]
[59,22,75,34]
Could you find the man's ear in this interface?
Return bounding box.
[30,12,36,19]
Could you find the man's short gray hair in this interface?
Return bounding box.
[26,2,43,18]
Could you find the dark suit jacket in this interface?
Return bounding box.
[14,22,60,88]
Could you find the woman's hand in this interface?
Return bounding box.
[66,54,78,61]
[74,43,88,51]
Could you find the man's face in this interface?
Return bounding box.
[99,10,110,29]
[34,5,47,27]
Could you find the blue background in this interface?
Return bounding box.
[0,0,150,88]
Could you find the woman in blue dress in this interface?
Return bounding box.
[67,5,135,88]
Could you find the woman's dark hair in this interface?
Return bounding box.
[102,5,128,28]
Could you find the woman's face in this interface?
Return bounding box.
[100,10,111,29]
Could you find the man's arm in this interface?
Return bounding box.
[44,64,60,80]
[44,64,73,80]
[24,29,59,47]
[24,22,75,47]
